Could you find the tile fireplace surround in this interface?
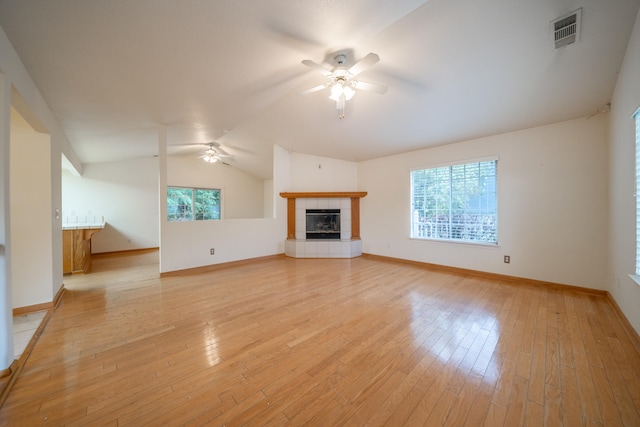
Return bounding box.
[280,192,367,258]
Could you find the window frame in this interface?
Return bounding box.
[410,157,498,246]
[167,186,222,222]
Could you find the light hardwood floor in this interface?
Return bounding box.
[1,250,639,426]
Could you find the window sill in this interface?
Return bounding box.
[409,237,500,249]
[629,274,640,287]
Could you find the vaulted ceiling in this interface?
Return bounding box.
[1,0,638,180]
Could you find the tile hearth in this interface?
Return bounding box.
[285,238,362,258]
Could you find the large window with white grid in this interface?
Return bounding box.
[411,158,498,244]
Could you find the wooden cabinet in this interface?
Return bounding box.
[62,228,102,274]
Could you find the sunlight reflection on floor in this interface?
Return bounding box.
[410,291,500,385]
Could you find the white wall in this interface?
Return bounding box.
[359,116,609,290]
[0,72,12,369]
[263,179,274,218]
[167,155,264,219]
[10,125,53,308]
[609,9,640,334]
[289,153,358,191]
[62,157,159,253]
[161,217,284,271]
[159,145,289,273]
[0,24,83,369]
[61,153,269,256]
[157,151,356,269]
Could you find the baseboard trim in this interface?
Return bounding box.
[1,304,55,408]
[605,293,640,356]
[0,360,17,379]
[93,247,159,257]
[53,284,65,309]
[12,302,51,316]
[12,285,65,316]
[160,254,287,277]
[160,251,607,297]
[362,253,607,297]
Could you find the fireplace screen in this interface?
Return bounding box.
[306,209,340,240]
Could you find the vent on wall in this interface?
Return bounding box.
[552,8,582,48]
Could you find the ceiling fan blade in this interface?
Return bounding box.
[348,52,380,77]
[205,145,231,156]
[354,80,388,94]
[301,59,334,76]
[298,83,329,95]
[170,141,220,147]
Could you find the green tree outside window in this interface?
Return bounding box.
[168,187,220,221]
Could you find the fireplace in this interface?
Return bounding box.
[280,192,367,258]
[306,209,340,240]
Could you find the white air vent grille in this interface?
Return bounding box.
[553,8,582,48]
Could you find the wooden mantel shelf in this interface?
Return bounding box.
[279,192,367,199]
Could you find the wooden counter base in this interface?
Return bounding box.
[62,228,101,274]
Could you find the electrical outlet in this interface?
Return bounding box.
[210,248,215,255]
[504,255,510,264]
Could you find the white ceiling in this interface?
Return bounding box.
[1,0,638,180]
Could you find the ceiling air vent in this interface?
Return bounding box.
[552,8,582,48]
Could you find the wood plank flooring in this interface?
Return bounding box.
[1,250,640,425]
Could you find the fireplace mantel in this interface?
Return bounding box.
[280,192,367,240]
[279,191,367,258]
[280,191,367,199]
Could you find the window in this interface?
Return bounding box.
[167,187,221,221]
[411,159,497,243]
[635,109,640,275]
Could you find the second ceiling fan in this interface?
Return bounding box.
[200,143,232,164]
[300,52,388,119]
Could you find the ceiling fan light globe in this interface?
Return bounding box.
[203,154,218,163]
[330,83,344,98]
[343,86,355,100]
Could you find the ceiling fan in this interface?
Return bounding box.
[168,142,232,164]
[300,52,388,119]
[199,143,232,164]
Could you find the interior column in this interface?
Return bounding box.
[0,73,15,373]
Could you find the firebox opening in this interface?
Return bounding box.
[306,209,340,240]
